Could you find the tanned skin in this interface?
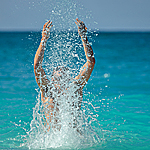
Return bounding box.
[34,19,95,129]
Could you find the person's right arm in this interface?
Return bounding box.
[34,20,53,92]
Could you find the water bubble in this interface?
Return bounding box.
[104,73,110,78]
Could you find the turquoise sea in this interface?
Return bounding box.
[0,31,150,149]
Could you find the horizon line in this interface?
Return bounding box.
[0,27,150,32]
[0,30,150,33]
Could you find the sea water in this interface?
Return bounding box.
[0,31,150,149]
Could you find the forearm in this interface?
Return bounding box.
[81,36,95,64]
[34,38,49,89]
[34,38,47,68]
[34,20,52,68]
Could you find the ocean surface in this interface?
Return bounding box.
[0,31,150,149]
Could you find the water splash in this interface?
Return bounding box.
[25,28,102,150]
[22,0,103,149]
[25,67,103,149]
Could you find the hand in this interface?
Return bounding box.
[42,20,53,41]
[75,18,87,38]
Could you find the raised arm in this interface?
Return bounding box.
[34,20,53,91]
[75,18,95,88]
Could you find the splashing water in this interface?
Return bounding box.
[25,30,103,149]
[26,91,102,149]
[22,0,103,149]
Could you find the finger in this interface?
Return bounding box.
[75,20,80,26]
[43,20,50,29]
[76,18,82,24]
[75,22,78,25]
[76,18,80,22]
[47,21,52,28]
[46,20,51,28]
[46,20,50,25]
[50,24,53,28]
[49,21,52,26]
[45,20,51,28]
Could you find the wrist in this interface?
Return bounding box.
[41,36,48,41]
[41,37,47,47]
[81,36,88,43]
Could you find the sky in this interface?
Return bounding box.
[0,0,150,31]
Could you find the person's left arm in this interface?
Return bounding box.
[75,19,95,88]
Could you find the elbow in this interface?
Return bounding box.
[90,56,95,66]
[34,64,37,74]
[87,57,95,70]
[92,57,95,70]
[34,62,40,73]
[92,57,95,65]
[34,62,38,70]
[34,57,41,70]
